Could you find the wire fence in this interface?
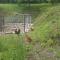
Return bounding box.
[0,14,32,34]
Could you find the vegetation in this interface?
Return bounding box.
[29,4,60,45]
[27,4,60,60]
[0,2,60,60]
[0,34,26,60]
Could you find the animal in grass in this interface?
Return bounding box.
[15,28,20,34]
[25,34,32,43]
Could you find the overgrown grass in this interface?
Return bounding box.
[29,4,60,46]
[0,4,19,12]
[25,4,60,60]
[0,3,60,60]
[0,3,52,17]
[0,34,26,60]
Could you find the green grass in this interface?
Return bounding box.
[0,34,26,60]
[27,4,60,60]
[0,3,52,16]
[0,4,16,12]
[0,3,60,60]
[29,4,60,44]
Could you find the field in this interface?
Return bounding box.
[0,3,60,60]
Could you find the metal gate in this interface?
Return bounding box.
[0,14,32,34]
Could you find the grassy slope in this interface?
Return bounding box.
[26,4,60,60]
[29,4,60,43]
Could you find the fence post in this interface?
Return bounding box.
[24,15,26,33]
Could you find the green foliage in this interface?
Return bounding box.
[0,4,24,14]
[46,39,55,46]
[28,4,60,48]
[56,51,60,58]
[0,34,26,60]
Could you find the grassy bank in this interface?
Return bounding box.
[26,4,60,60]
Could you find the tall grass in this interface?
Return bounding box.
[28,4,60,47]
[0,34,26,60]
